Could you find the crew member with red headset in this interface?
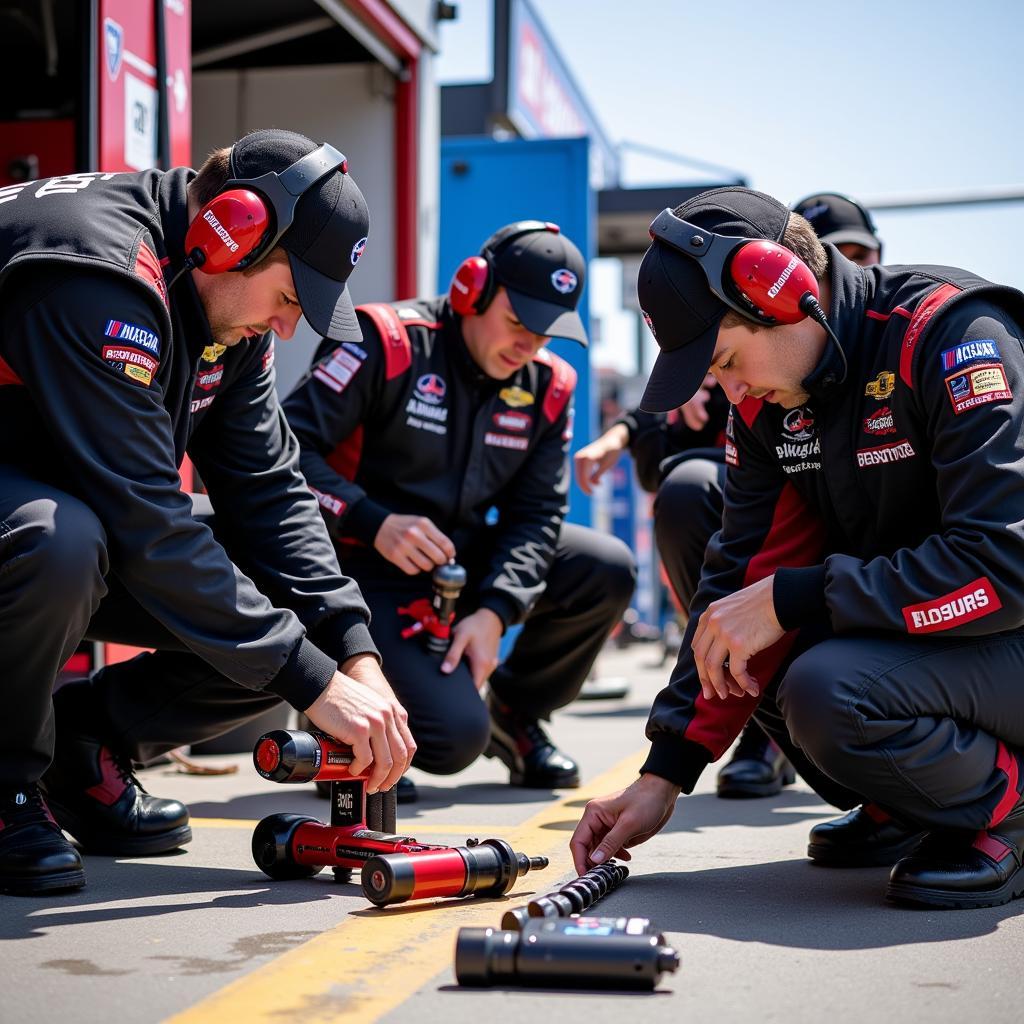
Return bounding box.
[573,193,884,801]
[572,187,1024,910]
[284,222,635,798]
[0,129,414,896]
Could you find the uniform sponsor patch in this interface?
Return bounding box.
[415,373,446,405]
[865,370,895,400]
[944,362,1012,414]
[940,339,1000,372]
[310,486,346,517]
[314,348,364,393]
[342,342,367,360]
[782,407,815,441]
[863,406,896,436]
[493,411,532,432]
[190,394,215,413]
[201,342,227,363]
[261,342,275,374]
[485,431,529,451]
[499,385,534,408]
[856,439,916,468]
[725,440,739,466]
[104,318,160,357]
[195,363,224,392]
[102,345,158,387]
[903,577,1001,634]
[551,268,578,294]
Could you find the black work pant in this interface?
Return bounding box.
[348,523,636,776]
[1,466,313,783]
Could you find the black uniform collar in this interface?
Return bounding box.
[800,244,867,403]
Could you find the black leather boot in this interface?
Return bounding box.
[717,723,796,798]
[485,699,579,788]
[887,795,1024,909]
[808,803,928,867]
[0,784,85,895]
[43,685,191,856]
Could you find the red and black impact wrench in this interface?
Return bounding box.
[252,729,548,905]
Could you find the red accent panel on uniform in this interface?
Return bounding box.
[133,241,168,308]
[898,283,961,388]
[534,349,577,423]
[865,306,912,322]
[0,355,23,387]
[972,831,1013,862]
[685,482,825,759]
[396,318,441,329]
[736,394,765,429]
[358,303,411,380]
[326,424,365,485]
[989,742,1021,827]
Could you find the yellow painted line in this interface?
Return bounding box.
[190,817,519,836]
[167,750,646,1024]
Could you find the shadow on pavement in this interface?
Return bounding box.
[603,866,1020,950]
[0,858,360,941]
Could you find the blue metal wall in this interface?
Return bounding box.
[439,135,594,524]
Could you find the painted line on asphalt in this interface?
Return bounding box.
[166,749,646,1024]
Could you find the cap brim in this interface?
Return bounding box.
[639,320,719,413]
[820,229,880,250]
[289,253,362,342]
[506,288,588,346]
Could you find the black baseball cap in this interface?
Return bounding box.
[791,192,880,251]
[229,128,370,342]
[638,187,790,413]
[487,224,588,346]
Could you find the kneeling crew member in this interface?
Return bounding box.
[285,222,636,793]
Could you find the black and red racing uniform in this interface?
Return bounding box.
[284,297,635,773]
[643,249,1024,830]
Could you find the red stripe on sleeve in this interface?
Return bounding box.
[898,283,961,388]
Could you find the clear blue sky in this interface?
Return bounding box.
[437,1,1024,375]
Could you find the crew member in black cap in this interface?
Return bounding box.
[0,129,414,895]
[792,192,882,266]
[574,193,884,800]
[285,221,635,798]
[572,187,1024,910]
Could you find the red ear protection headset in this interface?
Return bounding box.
[448,220,561,316]
[648,207,847,379]
[182,142,348,276]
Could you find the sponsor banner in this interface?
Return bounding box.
[104,318,160,356]
[903,577,1001,634]
[310,486,346,517]
[945,362,1012,415]
[195,363,224,392]
[485,431,529,451]
[101,345,158,374]
[862,405,896,436]
[493,411,532,432]
[855,439,916,468]
[864,371,895,400]
[315,348,364,393]
[940,339,1000,372]
[499,385,534,408]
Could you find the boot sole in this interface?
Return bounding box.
[886,872,1024,909]
[48,800,192,856]
[0,869,86,896]
[808,832,927,868]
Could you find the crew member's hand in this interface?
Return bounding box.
[304,655,416,794]
[679,373,717,431]
[441,607,503,690]
[569,773,681,874]
[573,422,630,495]
[691,574,783,701]
[374,514,456,575]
